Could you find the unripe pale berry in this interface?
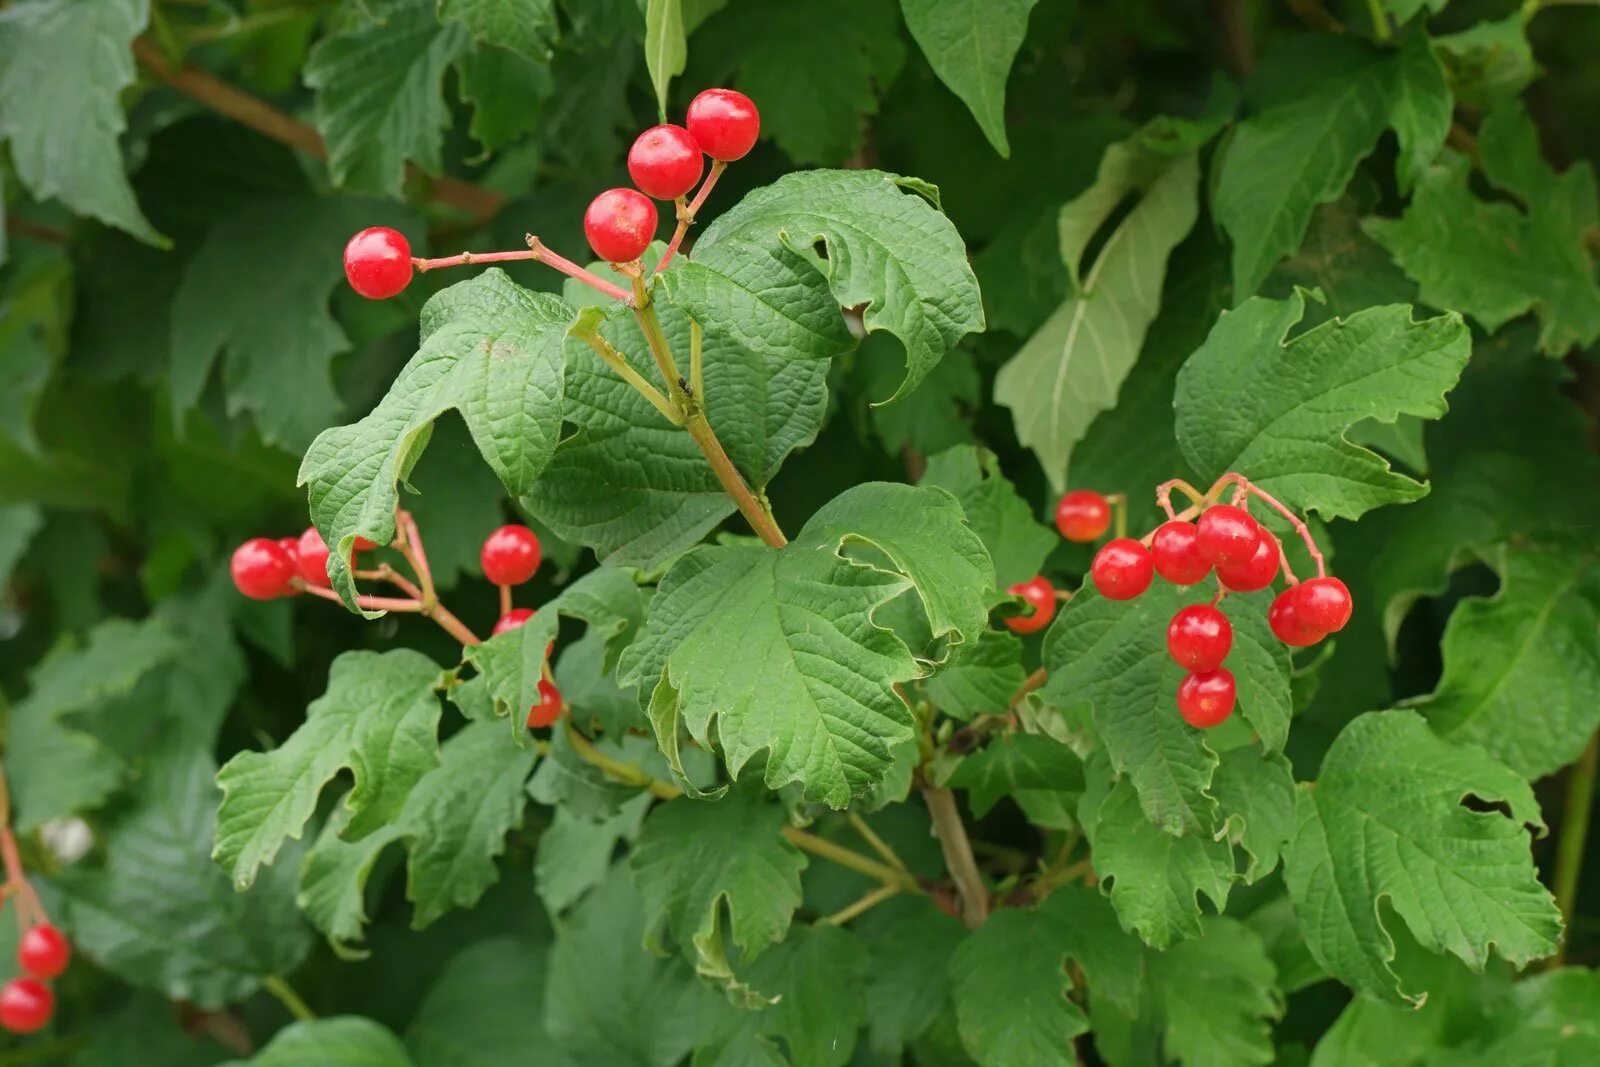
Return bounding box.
[231,538,296,600]
[1293,576,1353,633]
[17,923,70,981]
[1003,576,1056,634]
[0,978,53,1034]
[481,525,542,586]
[1166,604,1232,672]
[1196,504,1262,566]
[1216,531,1280,592]
[344,227,413,299]
[1091,538,1154,601]
[296,526,333,588]
[1055,490,1111,542]
[584,188,658,264]
[1177,668,1236,728]
[628,124,705,200]
[528,679,563,729]
[686,88,760,161]
[1268,589,1325,648]
[1150,521,1211,586]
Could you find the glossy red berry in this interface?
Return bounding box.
[628,124,705,200]
[17,923,69,981]
[686,88,760,161]
[1268,589,1325,648]
[492,608,535,636]
[1196,505,1262,566]
[1091,538,1154,601]
[584,188,658,264]
[481,525,542,586]
[231,538,296,600]
[527,679,563,729]
[0,978,53,1034]
[352,535,379,552]
[343,227,413,299]
[1216,531,1280,593]
[1003,576,1057,634]
[1293,577,1353,633]
[1150,521,1211,586]
[1177,668,1236,728]
[295,527,333,588]
[1055,490,1111,543]
[1166,605,1233,672]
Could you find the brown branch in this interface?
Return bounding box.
[921,783,988,927]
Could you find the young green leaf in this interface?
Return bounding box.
[946,733,1085,820]
[920,628,1027,722]
[643,0,685,120]
[898,0,1039,156]
[921,444,1056,589]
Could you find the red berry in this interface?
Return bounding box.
[686,88,760,161]
[584,188,658,264]
[1216,531,1280,593]
[17,923,69,981]
[1293,577,1353,633]
[296,527,333,588]
[343,227,412,299]
[231,538,296,600]
[1177,668,1236,728]
[493,607,535,636]
[628,124,705,200]
[528,679,563,729]
[1055,490,1111,543]
[1196,505,1262,566]
[1166,605,1233,672]
[481,525,542,586]
[1150,521,1212,586]
[0,978,53,1034]
[1003,576,1056,634]
[352,535,379,553]
[1091,538,1154,601]
[1268,589,1325,648]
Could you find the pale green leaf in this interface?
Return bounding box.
[1146,917,1283,1067]
[947,733,1084,819]
[1435,15,1536,109]
[643,0,684,119]
[898,0,1038,156]
[921,444,1057,589]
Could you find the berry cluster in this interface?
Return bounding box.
[0,923,69,1034]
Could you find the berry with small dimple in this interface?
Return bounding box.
[1196,504,1262,565]
[296,527,333,588]
[1216,530,1280,592]
[1293,576,1353,633]
[1091,538,1154,601]
[584,188,658,264]
[493,608,535,636]
[17,923,70,981]
[0,978,53,1034]
[231,538,296,600]
[1167,604,1232,672]
[528,679,563,729]
[1268,589,1325,647]
[1150,521,1212,586]
[686,88,760,160]
[481,525,542,586]
[1055,490,1111,542]
[628,124,705,200]
[1003,576,1057,634]
[343,227,413,299]
[1177,668,1236,728]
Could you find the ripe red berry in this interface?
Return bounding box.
[1196,505,1262,566]
[1150,521,1211,586]
[584,188,658,264]
[1166,605,1232,672]
[231,538,296,600]
[1177,668,1236,728]
[352,535,379,552]
[1216,531,1280,593]
[1293,577,1353,633]
[628,124,705,200]
[1003,576,1056,634]
[1091,538,1154,601]
[1055,490,1111,542]
[343,227,413,299]
[528,679,563,729]
[0,978,53,1034]
[1268,588,1325,648]
[17,923,69,981]
[686,88,760,161]
[492,607,535,636]
[481,525,542,586]
[295,527,333,588]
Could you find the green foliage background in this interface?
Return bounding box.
[2,0,1599,1063]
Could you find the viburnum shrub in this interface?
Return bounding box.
[4,2,1600,1063]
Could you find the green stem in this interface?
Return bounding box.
[821,883,900,925]
[1553,731,1599,964]
[629,276,688,406]
[263,974,316,1022]
[1366,0,1391,40]
[576,330,684,426]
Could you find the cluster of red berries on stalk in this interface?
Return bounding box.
[341,88,761,300]
[1000,489,1124,636]
[0,922,69,1034]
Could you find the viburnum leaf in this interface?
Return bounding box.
[1442,968,1600,1067]
[920,628,1026,722]
[1145,917,1283,1067]
[213,649,446,890]
[620,482,993,807]
[454,44,553,155]
[863,901,966,1057]
[949,885,1143,1067]
[1174,290,1471,521]
[946,733,1085,820]
[741,924,870,1067]
[898,0,1038,156]
[1435,14,1536,109]
[438,0,556,61]
[226,1017,414,1067]
[301,270,575,608]
[995,119,1205,491]
[0,503,43,589]
[0,0,162,245]
[405,937,557,1067]
[54,737,311,1010]
[303,0,469,196]
[535,795,651,916]
[0,243,70,451]
[1211,749,1296,883]
[1282,710,1562,1005]
[692,169,984,402]
[526,726,651,819]
[920,445,1056,588]
[864,343,980,456]
[643,0,684,120]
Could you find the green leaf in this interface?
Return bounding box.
[71,993,235,1067]
[1282,710,1562,1005]
[438,0,555,60]
[535,794,651,916]
[454,44,553,154]
[1442,968,1600,1067]
[0,502,43,589]
[301,270,575,608]
[741,923,870,1067]
[694,169,984,402]
[1434,14,1536,109]
[1211,749,1296,883]
[0,0,162,245]
[1174,290,1471,521]
[995,125,1203,490]
[54,737,311,1009]
[898,0,1038,156]
[0,243,71,451]
[864,343,980,457]
[235,1018,414,1067]
[1388,31,1453,193]
[214,649,445,890]
[1145,917,1283,1067]
[864,901,967,1056]
[406,937,556,1067]
[947,733,1084,820]
[304,0,470,195]
[921,628,1027,722]
[921,445,1057,589]
[643,0,684,120]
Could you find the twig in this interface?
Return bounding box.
[821,883,900,925]
[1553,731,1599,965]
[575,329,685,426]
[297,584,425,613]
[780,827,920,891]
[524,236,633,303]
[413,250,538,272]
[655,160,727,272]
[262,975,316,1022]
[847,811,911,875]
[921,785,988,927]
